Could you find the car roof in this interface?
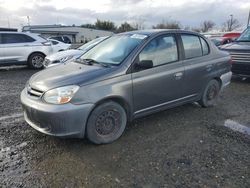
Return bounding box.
[119,29,200,37]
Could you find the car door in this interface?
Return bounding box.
[1,33,35,64]
[51,40,60,52]
[179,34,213,98]
[131,34,185,116]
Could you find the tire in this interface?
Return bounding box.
[86,101,127,144]
[28,53,45,69]
[198,79,221,108]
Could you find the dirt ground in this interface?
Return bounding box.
[0,67,249,188]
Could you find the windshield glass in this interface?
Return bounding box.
[78,37,108,51]
[237,28,250,41]
[80,34,148,65]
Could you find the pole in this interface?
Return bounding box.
[27,16,30,26]
[230,14,233,31]
[7,16,10,28]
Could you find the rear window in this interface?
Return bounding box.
[1,33,35,44]
[51,40,59,45]
[181,35,202,59]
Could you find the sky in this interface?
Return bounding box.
[0,0,249,30]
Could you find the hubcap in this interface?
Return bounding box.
[95,110,121,135]
[207,85,217,100]
[32,56,44,68]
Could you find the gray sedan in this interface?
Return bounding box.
[21,30,232,144]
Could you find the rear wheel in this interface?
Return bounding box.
[28,53,45,69]
[198,79,220,107]
[86,101,127,144]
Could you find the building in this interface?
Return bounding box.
[0,27,18,32]
[22,25,113,43]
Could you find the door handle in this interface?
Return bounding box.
[174,72,183,80]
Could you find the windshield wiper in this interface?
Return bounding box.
[74,58,93,65]
[82,59,111,68]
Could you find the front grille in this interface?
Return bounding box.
[27,86,43,98]
[229,51,250,63]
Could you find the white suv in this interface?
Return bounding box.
[0,32,53,69]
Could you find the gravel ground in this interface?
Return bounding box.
[0,67,249,188]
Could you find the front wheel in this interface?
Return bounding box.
[198,79,220,107]
[28,53,45,69]
[86,101,127,144]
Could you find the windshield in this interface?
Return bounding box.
[237,28,250,42]
[78,37,108,51]
[80,34,148,65]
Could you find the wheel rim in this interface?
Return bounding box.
[32,55,44,68]
[206,84,218,101]
[95,110,121,136]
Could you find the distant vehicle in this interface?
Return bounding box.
[210,37,232,47]
[48,39,71,53]
[48,36,71,44]
[220,26,250,77]
[21,30,232,144]
[43,36,109,68]
[0,32,53,69]
[223,32,241,40]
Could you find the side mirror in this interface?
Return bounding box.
[136,60,153,70]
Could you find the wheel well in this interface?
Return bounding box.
[94,97,132,121]
[27,52,46,62]
[214,77,222,88]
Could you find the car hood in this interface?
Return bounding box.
[46,49,85,61]
[29,61,121,92]
[220,41,250,51]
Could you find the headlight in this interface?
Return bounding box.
[43,85,79,104]
[59,56,74,63]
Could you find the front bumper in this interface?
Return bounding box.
[21,89,94,138]
[232,63,250,77]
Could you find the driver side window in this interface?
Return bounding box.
[138,35,178,67]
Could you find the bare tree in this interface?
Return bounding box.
[200,20,215,32]
[223,15,241,31]
[131,17,145,30]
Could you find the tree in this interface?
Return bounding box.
[200,20,215,32]
[80,23,96,29]
[152,20,181,29]
[117,22,135,33]
[95,19,116,31]
[223,16,241,31]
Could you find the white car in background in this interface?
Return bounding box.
[43,36,109,68]
[48,39,71,53]
[0,32,53,69]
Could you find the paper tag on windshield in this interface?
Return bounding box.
[130,34,147,40]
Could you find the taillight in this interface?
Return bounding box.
[42,41,51,46]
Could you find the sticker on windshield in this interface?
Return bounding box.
[130,34,147,40]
